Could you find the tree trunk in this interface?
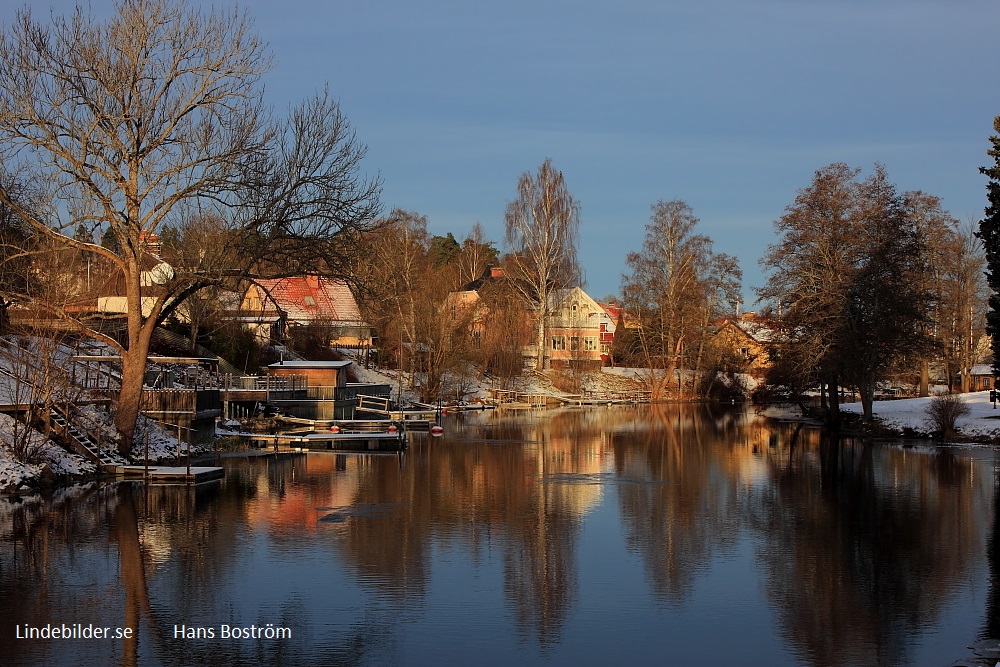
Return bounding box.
[860,372,876,423]
[114,323,153,456]
[920,359,930,397]
[536,310,547,371]
[828,376,842,430]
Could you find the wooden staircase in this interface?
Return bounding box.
[48,405,123,471]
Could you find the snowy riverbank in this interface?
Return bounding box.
[764,390,1000,440]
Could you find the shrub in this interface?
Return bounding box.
[925,393,971,439]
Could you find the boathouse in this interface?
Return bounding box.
[265,360,391,420]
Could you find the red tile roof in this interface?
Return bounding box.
[251,276,364,324]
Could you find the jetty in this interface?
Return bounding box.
[117,465,225,484]
[252,419,412,452]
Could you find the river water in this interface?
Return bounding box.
[2,404,999,666]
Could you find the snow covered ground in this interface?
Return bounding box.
[0,408,196,493]
[840,390,1000,437]
[0,413,96,491]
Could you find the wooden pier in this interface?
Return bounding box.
[251,432,405,452]
[117,465,225,484]
[252,419,413,451]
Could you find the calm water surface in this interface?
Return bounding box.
[2,405,999,666]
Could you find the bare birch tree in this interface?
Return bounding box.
[503,159,580,371]
[621,200,738,399]
[0,0,381,453]
[458,222,499,285]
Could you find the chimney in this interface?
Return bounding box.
[490,267,504,279]
[306,274,319,289]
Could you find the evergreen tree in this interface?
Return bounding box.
[428,233,460,267]
[977,116,1000,376]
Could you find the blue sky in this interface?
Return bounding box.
[18,0,1000,305]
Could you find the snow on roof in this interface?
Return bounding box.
[734,320,777,343]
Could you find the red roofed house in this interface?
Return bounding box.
[240,275,371,346]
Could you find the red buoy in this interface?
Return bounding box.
[430,425,444,437]
[329,424,340,433]
[387,424,398,434]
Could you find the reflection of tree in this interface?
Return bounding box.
[3,408,991,665]
[749,429,984,667]
[982,480,1000,640]
[0,484,122,666]
[502,484,577,644]
[612,403,740,601]
[111,484,150,667]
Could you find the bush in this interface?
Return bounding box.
[925,393,970,439]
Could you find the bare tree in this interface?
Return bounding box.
[0,1,381,453]
[472,280,533,391]
[621,200,739,399]
[759,163,859,423]
[457,222,499,285]
[759,163,934,423]
[0,332,84,463]
[159,212,243,350]
[353,209,429,380]
[503,159,581,371]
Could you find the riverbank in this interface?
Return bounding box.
[0,411,194,494]
[764,390,1000,443]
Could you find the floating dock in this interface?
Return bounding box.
[251,432,405,452]
[252,419,413,451]
[117,465,225,484]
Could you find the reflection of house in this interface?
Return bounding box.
[240,276,370,346]
[711,313,777,376]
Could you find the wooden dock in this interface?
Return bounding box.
[251,419,413,451]
[251,432,406,452]
[117,465,225,484]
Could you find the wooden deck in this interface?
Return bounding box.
[117,465,225,484]
[251,432,407,452]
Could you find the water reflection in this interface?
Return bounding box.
[0,406,995,666]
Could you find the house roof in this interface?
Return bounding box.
[715,315,779,343]
[547,286,601,310]
[250,276,364,324]
[599,302,622,320]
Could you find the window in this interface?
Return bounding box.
[551,335,566,350]
[472,330,481,350]
[584,337,597,351]
[303,296,315,307]
[569,336,580,351]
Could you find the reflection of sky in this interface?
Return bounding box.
[3,410,998,666]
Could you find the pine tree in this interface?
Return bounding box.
[977,117,1000,376]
